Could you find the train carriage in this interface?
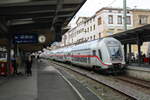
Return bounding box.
[47,37,126,74]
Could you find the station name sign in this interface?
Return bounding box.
[14,34,38,44]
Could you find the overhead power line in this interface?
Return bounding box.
[107,0,117,7]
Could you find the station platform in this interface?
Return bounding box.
[127,64,150,81]
[0,59,100,100]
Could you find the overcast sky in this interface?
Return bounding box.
[69,0,150,27]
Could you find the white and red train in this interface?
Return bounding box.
[42,37,126,74]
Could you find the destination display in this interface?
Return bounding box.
[14,34,38,44]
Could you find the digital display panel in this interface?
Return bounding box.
[14,34,38,44]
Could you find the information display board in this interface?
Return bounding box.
[14,34,38,44]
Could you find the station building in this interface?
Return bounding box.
[131,9,150,55]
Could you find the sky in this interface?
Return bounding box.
[69,0,150,27]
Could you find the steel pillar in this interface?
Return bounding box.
[54,22,62,42]
[123,0,127,31]
[128,44,132,64]
[124,44,127,62]
[6,36,12,75]
[137,34,142,65]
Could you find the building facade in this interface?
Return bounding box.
[61,7,134,46]
[96,8,133,37]
[60,7,150,56]
[131,9,150,55]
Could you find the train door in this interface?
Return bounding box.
[97,49,103,66]
[92,50,97,65]
[98,49,103,61]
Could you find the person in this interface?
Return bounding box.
[26,55,32,76]
[12,57,17,75]
[132,55,136,63]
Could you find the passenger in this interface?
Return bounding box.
[142,53,146,63]
[143,53,146,58]
[12,57,17,75]
[132,56,136,63]
[26,55,32,76]
[16,56,21,71]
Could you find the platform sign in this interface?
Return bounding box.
[14,34,38,44]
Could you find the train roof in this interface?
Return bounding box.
[71,38,103,51]
[50,37,120,53]
[71,37,120,51]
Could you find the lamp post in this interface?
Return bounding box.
[123,0,128,63]
[123,0,127,31]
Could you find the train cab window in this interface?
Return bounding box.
[92,50,96,56]
[98,49,103,60]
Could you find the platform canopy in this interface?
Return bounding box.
[0,0,86,52]
[111,24,150,44]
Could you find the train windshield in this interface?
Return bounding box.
[109,46,122,58]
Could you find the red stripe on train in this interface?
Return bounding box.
[49,54,110,66]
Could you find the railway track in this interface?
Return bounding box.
[49,60,150,100]
[116,76,150,89]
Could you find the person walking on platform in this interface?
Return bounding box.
[26,55,32,76]
[12,57,18,75]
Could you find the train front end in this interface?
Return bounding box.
[105,38,126,74]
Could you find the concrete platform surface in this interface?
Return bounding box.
[0,60,100,100]
[0,63,37,100]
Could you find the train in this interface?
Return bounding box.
[42,37,126,74]
[0,51,14,76]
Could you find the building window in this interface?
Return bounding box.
[98,17,102,25]
[118,10,121,13]
[93,25,95,30]
[82,28,84,32]
[85,29,86,33]
[118,16,122,24]
[126,16,131,24]
[93,17,95,22]
[87,21,88,25]
[109,10,112,13]
[139,15,148,25]
[90,26,92,31]
[99,33,101,38]
[90,36,92,40]
[94,35,96,40]
[87,28,89,32]
[90,19,92,23]
[117,29,123,32]
[108,15,113,24]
